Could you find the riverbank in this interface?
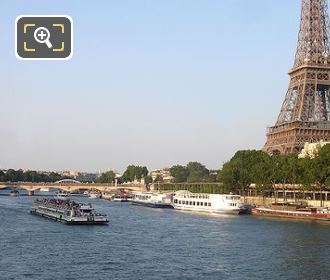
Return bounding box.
[243,196,330,207]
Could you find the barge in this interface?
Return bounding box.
[252,204,330,221]
[30,198,109,225]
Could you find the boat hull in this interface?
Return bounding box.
[113,199,128,202]
[252,207,330,221]
[173,205,241,215]
[132,201,173,208]
[10,193,19,197]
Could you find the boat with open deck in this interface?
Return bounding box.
[30,198,109,225]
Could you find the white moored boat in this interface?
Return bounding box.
[172,191,244,214]
[89,192,101,199]
[55,192,70,201]
[132,192,173,208]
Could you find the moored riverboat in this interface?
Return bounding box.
[10,190,19,197]
[252,204,330,221]
[30,198,109,225]
[113,194,133,202]
[55,192,70,201]
[132,192,173,208]
[172,191,245,215]
[89,192,101,199]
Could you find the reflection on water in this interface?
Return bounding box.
[1,194,330,280]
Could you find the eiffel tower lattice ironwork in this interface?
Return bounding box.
[263,0,330,154]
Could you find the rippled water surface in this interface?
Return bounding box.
[1,194,330,280]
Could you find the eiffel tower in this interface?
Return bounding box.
[263,0,330,154]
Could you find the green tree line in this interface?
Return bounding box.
[218,145,330,194]
[0,169,69,183]
[169,162,217,183]
[96,165,149,184]
[3,144,329,188]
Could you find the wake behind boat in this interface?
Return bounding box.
[30,198,109,225]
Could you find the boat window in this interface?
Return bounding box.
[208,203,211,207]
[193,201,196,206]
[189,201,192,206]
[197,202,200,206]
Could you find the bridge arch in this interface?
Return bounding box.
[54,179,82,184]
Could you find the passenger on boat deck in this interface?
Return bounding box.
[35,199,82,210]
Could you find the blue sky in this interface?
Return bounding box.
[0,0,301,172]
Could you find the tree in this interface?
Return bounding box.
[144,175,153,185]
[154,175,164,183]
[97,171,116,183]
[0,169,70,183]
[218,150,271,194]
[309,144,330,205]
[250,153,273,193]
[170,165,189,183]
[313,144,330,186]
[121,165,148,182]
[186,162,209,183]
[6,169,23,182]
[0,170,6,182]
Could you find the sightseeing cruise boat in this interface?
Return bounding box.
[132,192,173,208]
[30,198,109,225]
[252,204,330,221]
[172,191,245,214]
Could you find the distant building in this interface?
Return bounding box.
[77,172,99,182]
[36,170,52,176]
[209,170,219,177]
[60,170,79,179]
[298,141,330,159]
[150,169,173,183]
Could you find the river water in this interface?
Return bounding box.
[1,193,330,280]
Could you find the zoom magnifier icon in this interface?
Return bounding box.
[16,15,73,60]
[34,27,53,48]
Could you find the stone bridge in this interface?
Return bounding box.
[0,180,145,196]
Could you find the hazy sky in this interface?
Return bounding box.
[0,0,301,173]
